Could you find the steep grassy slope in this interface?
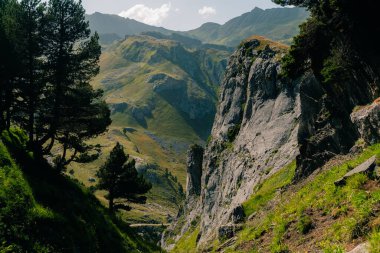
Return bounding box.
[0,128,160,252]
[185,7,308,46]
[173,144,380,252]
[67,34,230,224]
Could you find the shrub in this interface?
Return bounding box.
[297,213,313,234]
[227,124,241,142]
[369,230,380,253]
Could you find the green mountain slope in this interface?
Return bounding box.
[0,128,160,252]
[67,34,230,224]
[185,7,309,46]
[95,33,230,167]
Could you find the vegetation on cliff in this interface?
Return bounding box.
[172,145,380,252]
[273,0,380,179]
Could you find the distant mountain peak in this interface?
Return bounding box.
[251,6,264,12]
[186,7,309,46]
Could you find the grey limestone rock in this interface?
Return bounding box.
[163,36,380,250]
[163,38,305,249]
[348,242,369,253]
[351,99,380,145]
[334,156,377,186]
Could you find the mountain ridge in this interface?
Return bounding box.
[86,7,308,47]
[185,7,308,46]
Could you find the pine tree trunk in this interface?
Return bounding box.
[28,107,34,146]
[109,196,114,213]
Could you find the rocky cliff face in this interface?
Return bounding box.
[163,37,318,249]
[196,39,305,247]
[163,36,380,250]
[294,53,380,180]
[351,98,380,145]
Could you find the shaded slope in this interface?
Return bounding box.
[0,129,160,252]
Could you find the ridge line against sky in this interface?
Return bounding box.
[82,0,280,31]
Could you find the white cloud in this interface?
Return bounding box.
[198,6,216,17]
[119,3,171,26]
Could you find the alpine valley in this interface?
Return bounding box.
[72,7,308,226]
[3,1,380,252]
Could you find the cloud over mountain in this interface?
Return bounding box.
[119,3,171,26]
[198,6,216,18]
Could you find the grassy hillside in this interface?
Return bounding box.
[0,128,161,252]
[172,144,380,252]
[67,34,230,224]
[185,7,308,47]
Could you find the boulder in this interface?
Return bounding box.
[334,156,377,186]
[351,98,380,145]
[348,242,369,253]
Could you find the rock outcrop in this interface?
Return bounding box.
[163,37,380,250]
[295,60,379,180]
[351,98,380,145]
[334,156,377,186]
[163,37,313,249]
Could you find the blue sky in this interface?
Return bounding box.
[81,0,280,31]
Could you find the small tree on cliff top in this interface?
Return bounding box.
[96,142,152,213]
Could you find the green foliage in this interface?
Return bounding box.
[97,142,152,212]
[369,230,380,253]
[229,144,380,252]
[0,130,160,252]
[297,212,313,234]
[320,47,352,85]
[1,128,28,151]
[227,124,241,143]
[276,0,380,93]
[270,218,290,253]
[242,161,296,217]
[279,17,328,79]
[0,141,35,251]
[171,227,200,253]
[0,0,111,168]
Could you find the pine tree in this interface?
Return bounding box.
[96,143,152,213]
[0,0,19,130]
[34,0,111,166]
[12,0,47,147]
